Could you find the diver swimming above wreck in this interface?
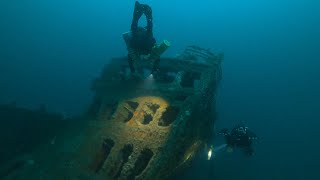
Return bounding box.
[123,1,170,76]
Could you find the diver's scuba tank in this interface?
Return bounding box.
[149,40,171,73]
[149,40,171,60]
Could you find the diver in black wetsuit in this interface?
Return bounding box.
[123,1,170,75]
[219,125,259,156]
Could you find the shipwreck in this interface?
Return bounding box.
[76,45,223,179]
[0,46,223,180]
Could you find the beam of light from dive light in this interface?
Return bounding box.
[143,73,155,89]
[146,73,154,81]
[208,144,227,160]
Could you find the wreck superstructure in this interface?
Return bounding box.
[76,46,223,179]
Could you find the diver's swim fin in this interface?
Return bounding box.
[131,1,153,33]
[131,1,143,32]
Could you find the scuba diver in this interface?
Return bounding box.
[218,125,259,156]
[205,125,259,179]
[123,1,170,75]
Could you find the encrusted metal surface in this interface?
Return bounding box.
[73,46,223,180]
[0,46,223,180]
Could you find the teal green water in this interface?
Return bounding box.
[0,1,319,179]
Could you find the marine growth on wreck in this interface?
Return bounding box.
[78,45,223,179]
[0,46,223,180]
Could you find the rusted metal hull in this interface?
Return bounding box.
[0,46,223,180]
[76,47,223,179]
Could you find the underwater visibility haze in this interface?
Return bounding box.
[0,0,320,179]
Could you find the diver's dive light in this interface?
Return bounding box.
[207,144,228,160]
[207,145,213,160]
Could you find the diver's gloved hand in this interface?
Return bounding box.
[150,57,160,75]
[150,67,159,75]
[207,144,228,160]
